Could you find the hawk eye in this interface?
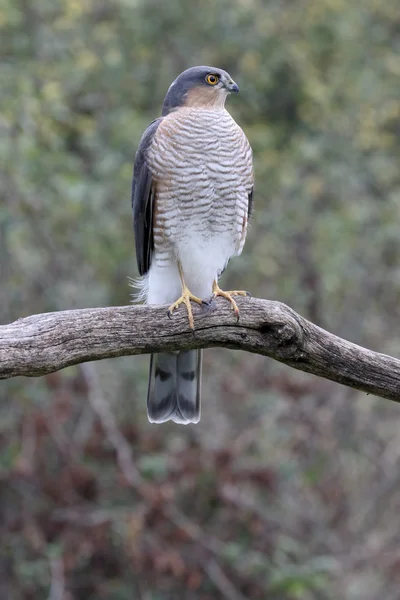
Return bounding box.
[206,74,219,85]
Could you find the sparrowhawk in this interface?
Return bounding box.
[132,66,253,425]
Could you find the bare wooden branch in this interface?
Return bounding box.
[1,297,399,401]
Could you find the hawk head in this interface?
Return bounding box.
[162,66,239,116]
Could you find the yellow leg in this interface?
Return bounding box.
[168,264,204,330]
[212,280,249,319]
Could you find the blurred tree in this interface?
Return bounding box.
[1,0,400,598]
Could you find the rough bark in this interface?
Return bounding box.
[1,297,399,401]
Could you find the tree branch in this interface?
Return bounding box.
[1,297,399,401]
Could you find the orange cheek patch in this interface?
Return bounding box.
[184,86,225,109]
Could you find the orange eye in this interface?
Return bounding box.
[206,74,219,85]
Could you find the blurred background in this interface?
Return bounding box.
[1,0,400,598]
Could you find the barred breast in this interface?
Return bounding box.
[146,107,253,300]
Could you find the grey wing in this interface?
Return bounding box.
[248,187,254,218]
[132,118,162,276]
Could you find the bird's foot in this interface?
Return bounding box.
[168,285,205,330]
[212,282,250,320]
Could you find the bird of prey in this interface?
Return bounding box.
[132,66,253,425]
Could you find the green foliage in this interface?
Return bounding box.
[1,0,400,598]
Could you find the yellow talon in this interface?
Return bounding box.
[168,262,204,330]
[168,284,203,330]
[212,281,249,318]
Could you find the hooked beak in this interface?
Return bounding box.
[227,80,239,94]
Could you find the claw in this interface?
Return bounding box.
[212,281,250,321]
[167,262,206,330]
[168,286,203,330]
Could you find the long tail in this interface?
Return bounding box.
[147,350,202,424]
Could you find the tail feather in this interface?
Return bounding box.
[147,353,177,423]
[147,350,202,424]
[176,350,202,422]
